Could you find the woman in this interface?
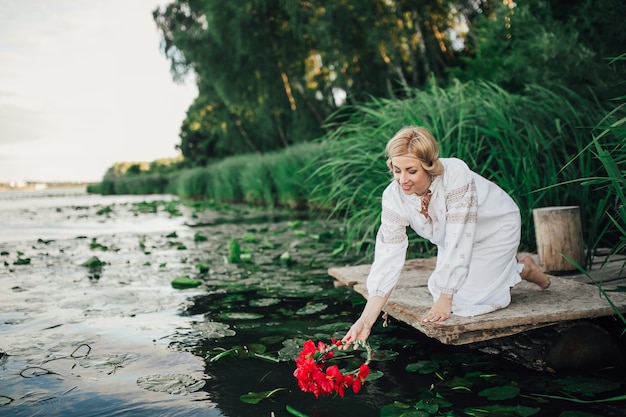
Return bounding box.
[342,126,550,347]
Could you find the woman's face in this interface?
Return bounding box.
[391,154,431,196]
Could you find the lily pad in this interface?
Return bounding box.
[249,298,281,307]
[240,388,286,404]
[13,257,31,265]
[554,376,621,396]
[171,276,201,289]
[463,405,540,417]
[478,385,520,400]
[78,353,141,373]
[258,283,323,298]
[191,321,236,338]
[218,312,264,320]
[406,360,440,374]
[278,338,308,361]
[137,373,205,395]
[295,303,328,315]
[81,256,106,269]
[208,343,267,362]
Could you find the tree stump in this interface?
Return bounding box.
[533,206,585,273]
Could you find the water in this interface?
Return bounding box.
[1,188,624,417]
[0,187,186,242]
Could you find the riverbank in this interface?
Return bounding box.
[0,181,92,192]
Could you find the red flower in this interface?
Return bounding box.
[293,338,372,398]
[351,363,370,393]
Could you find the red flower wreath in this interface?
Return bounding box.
[293,338,372,398]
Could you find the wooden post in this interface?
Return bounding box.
[532,206,585,273]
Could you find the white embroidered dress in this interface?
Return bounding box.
[366,157,523,317]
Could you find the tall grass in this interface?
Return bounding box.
[565,77,626,328]
[568,54,626,261]
[167,141,324,208]
[90,79,622,264]
[87,175,170,195]
[307,80,611,258]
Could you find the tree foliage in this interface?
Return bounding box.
[451,0,626,98]
[153,0,626,167]
[153,0,476,165]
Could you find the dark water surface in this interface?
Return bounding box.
[1,188,624,417]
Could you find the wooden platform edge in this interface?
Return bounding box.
[328,256,626,345]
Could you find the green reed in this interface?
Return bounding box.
[87,174,170,195]
[306,80,611,257]
[163,142,324,208]
[90,79,622,263]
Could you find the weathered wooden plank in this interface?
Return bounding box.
[328,255,626,345]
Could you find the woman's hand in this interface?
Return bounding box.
[340,319,372,350]
[421,293,452,323]
[340,294,389,350]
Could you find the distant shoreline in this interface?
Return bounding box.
[0,181,93,192]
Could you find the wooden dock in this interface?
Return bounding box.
[328,253,626,345]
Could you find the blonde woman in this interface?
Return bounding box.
[342,126,550,347]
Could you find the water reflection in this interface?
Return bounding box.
[1,190,624,417]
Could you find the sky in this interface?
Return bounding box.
[0,0,198,183]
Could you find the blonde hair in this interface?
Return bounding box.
[385,126,444,177]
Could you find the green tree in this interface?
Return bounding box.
[450,0,626,99]
[154,0,473,165]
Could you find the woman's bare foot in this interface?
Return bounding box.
[519,256,551,290]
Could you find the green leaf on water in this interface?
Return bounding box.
[171,276,201,289]
[242,233,258,243]
[287,220,302,229]
[194,232,208,242]
[218,312,264,320]
[239,387,286,404]
[249,298,281,307]
[137,373,205,395]
[365,369,384,381]
[380,402,414,417]
[478,385,520,400]
[555,376,621,396]
[81,256,105,269]
[228,239,241,263]
[406,360,439,374]
[295,303,328,315]
[208,343,267,362]
[286,405,310,417]
[278,338,308,361]
[96,205,113,215]
[310,322,352,332]
[192,321,235,338]
[463,404,540,417]
[414,399,439,414]
[260,238,274,249]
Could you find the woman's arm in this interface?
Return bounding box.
[343,184,409,346]
[340,292,391,349]
[423,160,479,323]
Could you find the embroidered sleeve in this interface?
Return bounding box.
[432,167,479,295]
[366,193,409,298]
[379,206,410,244]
